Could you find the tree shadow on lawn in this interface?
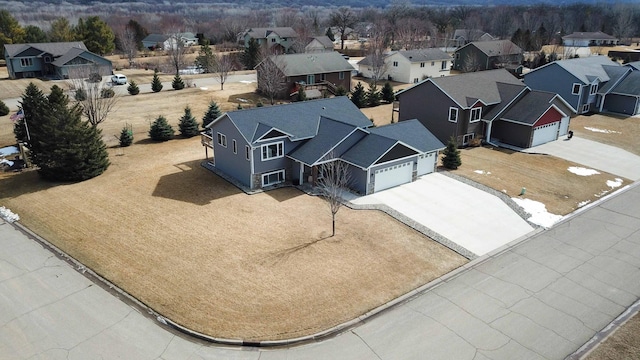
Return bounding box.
[264,187,304,202]
[0,169,60,198]
[152,159,241,205]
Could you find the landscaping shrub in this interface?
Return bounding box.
[442,137,462,170]
[151,69,163,92]
[149,115,174,141]
[350,82,366,108]
[127,80,140,95]
[119,126,133,147]
[74,89,87,101]
[172,74,185,90]
[0,100,9,116]
[100,88,115,98]
[178,106,199,138]
[202,101,221,129]
[381,82,395,103]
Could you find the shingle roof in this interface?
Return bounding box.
[4,42,87,58]
[287,117,360,165]
[482,82,529,120]
[341,134,398,168]
[270,52,354,77]
[307,36,334,49]
[562,31,617,40]
[468,40,522,57]
[246,27,299,39]
[552,56,621,84]
[142,34,169,44]
[500,91,558,126]
[216,97,372,144]
[51,47,89,67]
[626,61,640,71]
[609,71,640,96]
[369,119,444,152]
[397,48,451,62]
[398,69,524,108]
[598,65,631,94]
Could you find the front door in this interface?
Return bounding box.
[307,74,315,84]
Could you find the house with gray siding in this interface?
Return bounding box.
[396,69,573,149]
[4,42,112,80]
[452,40,523,74]
[524,56,640,116]
[203,97,444,194]
[240,27,299,54]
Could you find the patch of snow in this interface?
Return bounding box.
[583,127,621,134]
[578,200,591,207]
[0,206,19,223]
[502,189,507,193]
[473,170,492,175]
[0,146,18,156]
[595,190,610,198]
[200,87,208,90]
[0,159,14,166]
[568,166,600,176]
[237,98,248,103]
[607,178,623,188]
[239,80,255,84]
[511,197,562,228]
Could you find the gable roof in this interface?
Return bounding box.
[306,36,334,49]
[245,27,299,39]
[500,91,559,126]
[142,34,169,44]
[210,97,372,144]
[482,82,529,120]
[396,48,451,62]
[50,47,90,66]
[535,56,621,84]
[562,31,617,40]
[462,40,522,57]
[269,52,354,77]
[341,134,399,168]
[4,42,87,58]
[609,71,640,96]
[397,69,524,109]
[287,117,361,165]
[626,61,640,71]
[597,65,632,94]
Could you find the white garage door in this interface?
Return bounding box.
[417,152,436,176]
[532,121,559,147]
[558,116,570,136]
[374,161,413,193]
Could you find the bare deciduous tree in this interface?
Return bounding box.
[68,67,118,128]
[117,24,138,67]
[213,52,234,90]
[166,29,188,74]
[330,7,358,50]
[317,158,350,237]
[461,52,483,72]
[366,26,390,86]
[256,54,287,105]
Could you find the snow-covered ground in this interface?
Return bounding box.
[511,198,562,229]
[0,206,19,223]
[584,126,621,134]
[0,146,18,157]
[568,166,600,176]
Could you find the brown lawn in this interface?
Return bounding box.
[570,114,640,156]
[586,312,640,360]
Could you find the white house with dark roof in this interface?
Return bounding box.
[358,48,451,83]
[4,42,112,80]
[451,29,496,48]
[203,97,444,194]
[562,32,619,47]
[141,33,198,50]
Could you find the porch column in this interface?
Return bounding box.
[299,162,304,186]
[485,120,493,142]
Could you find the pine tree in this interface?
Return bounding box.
[442,137,462,170]
[119,125,133,147]
[350,82,366,108]
[172,73,185,90]
[0,100,9,116]
[127,80,140,95]
[335,86,347,97]
[381,82,395,103]
[202,101,221,129]
[241,38,260,70]
[297,86,307,102]
[151,69,163,92]
[15,83,47,144]
[178,106,199,138]
[366,84,381,107]
[325,27,335,42]
[149,115,174,141]
[28,85,109,181]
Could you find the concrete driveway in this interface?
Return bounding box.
[351,173,535,257]
[524,136,640,181]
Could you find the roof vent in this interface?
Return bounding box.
[322,107,326,110]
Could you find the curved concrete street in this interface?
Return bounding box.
[1,182,640,359]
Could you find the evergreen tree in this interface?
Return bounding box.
[149,115,174,141]
[178,106,199,138]
[202,101,221,129]
[100,88,115,98]
[241,38,260,70]
[119,125,133,147]
[0,10,25,57]
[24,25,47,43]
[335,85,347,97]
[325,27,335,42]
[172,73,185,90]
[381,82,395,103]
[151,69,163,92]
[442,137,462,170]
[48,18,75,43]
[195,41,215,73]
[77,16,115,55]
[127,80,140,95]
[15,83,47,144]
[366,84,381,107]
[297,86,307,102]
[0,100,9,116]
[28,85,109,181]
[350,82,366,108]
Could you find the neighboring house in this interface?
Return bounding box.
[203,97,444,194]
[256,51,354,99]
[142,33,198,50]
[524,56,640,115]
[451,29,496,48]
[4,42,112,80]
[562,32,619,47]
[358,48,451,84]
[305,36,335,53]
[452,40,523,74]
[395,69,573,148]
[608,49,640,63]
[240,27,299,54]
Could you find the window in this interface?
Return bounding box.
[590,83,598,95]
[261,142,284,161]
[393,61,399,67]
[321,73,326,81]
[420,62,425,68]
[245,145,251,161]
[271,38,276,43]
[455,53,460,59]
[463,133,474,145]
[470,107,482,122]
[43,56,52,63]
[582,104,590,113]
[572,83,581,95]
[232,139,237,154]
[339,71,344,80]
[217,132,227,147]
[448,107,458,123]
[262,170,285,187]
[20,58,33,67]
[441,61,447,70]
[307,74,315,84]
[431,61,435,66]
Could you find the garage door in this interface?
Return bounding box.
[531,121,559,147]
[558,116,570,136]
[374,161,413,193]
[417,152,436,176]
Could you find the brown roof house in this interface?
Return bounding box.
[452,40,523,74]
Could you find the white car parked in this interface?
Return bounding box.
[111,74,127,85]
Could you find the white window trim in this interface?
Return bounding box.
[413,78,419,83]
[463,133,475,145]
[448,107,458,123]
[217,132,227,147]
[261,141,284,161]
[590,83,598,95]
[245,145,251,161]
[469,107,482,123]
[20,58,33,67]
[393,61,398,67]
[232,139,237,154]
[582,104,590,113]
[262,169,285,187]
[572,83,581,95]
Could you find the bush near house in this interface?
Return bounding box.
[149,115,174,141]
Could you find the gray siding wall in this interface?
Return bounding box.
[453,47,490,71]
[603,94,638,115]
[346,163,367,194]
[524,64,582,112]
[398,81,459,145]
[491,121,531,148]
[253,138,299,174]
[212,117,252,187]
